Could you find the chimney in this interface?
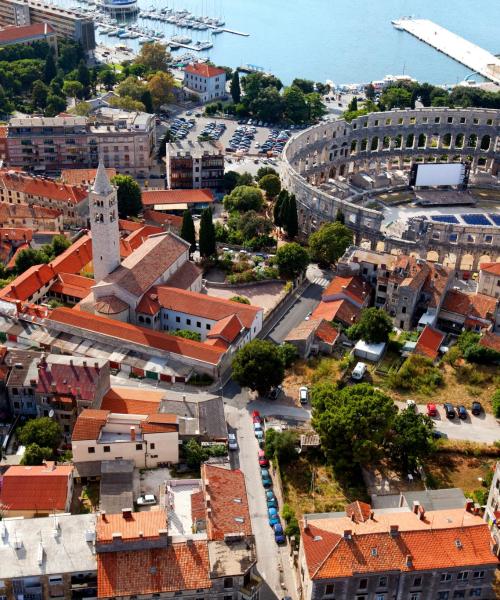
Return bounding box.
[130,426,136,441]
[465,499,474,513]
[389,525,399,537]
[112,532,122,540]
[350,513,356,522]
[158,528,168,537]
[122,508,132,519]
[412,500,420,514]
[418,506,425,521]
[94,361,100,371]
[30,378,37,386]
[101,510,107,522]
[405,554,413,568]
[69,359,73,366]
[343,529,352,540]
[370,510,374,520]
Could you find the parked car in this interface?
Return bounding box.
[444,403,456,419]
[136,494,157,506]
[253,422,263,432]
[299,386,309,405]
[262,472,272,487]
[267,497,278,509]
[268,507,280,526]
[273,523,286,544]
[228,433,238,451]
[269,386,283,400]
[266,489,276,502]
[255,429,264,443]
[471,401,482,416]
[432,430,447,439]
[457,405,468,420]
[406,399,416,411]
[258,449,269,467]
[252,410,261,419]
[253,415,261,424]
[351,362,367,381]
[426,403,437,417]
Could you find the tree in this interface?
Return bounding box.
[277,343,298,368]
[223,171,240,192]
[184,438,206,468]
[51,234,71,255]
[311,383,396,471]
[257,166,278,180]
[237,172,254,186]
[18,417,63,449]
[347,307,393,344]
[230,295,250,304]
[309,222,353,266]
[77,59,91,96]
[284,85,309,123]
[21,443,53,466]
[347,97,358,112]
[45,94,67,117]
[108,96,146,112]
[224,186,263,213]
[172,329,201,341]
[140,89,154,113]
[282,193,298,238]
[111,174,142,218]
[72,101,92,116]
[32,79,49,109]
[380,86,412,110]
[232,339,285,396]
[388,408,435,473]
[63,80,84,100]
[199,208,216,258]
[15,248,43,273]
[98,68,117,90]
[230,70,241,103]
[305,92,327,121]
[147,70,175,110]
[180,210,196,253]
[135,42,171,73]
[116,76,148,101]
[275,242,309,280]
[265,429,299,464]
[43,51,57,84]
[291,78,315,94]
[365,83,376,101]
[273,190,288,228]
[258,174,281,199]
[493,389,500,419]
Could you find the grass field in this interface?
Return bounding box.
[425,451,496,497]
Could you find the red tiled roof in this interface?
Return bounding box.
[479,332,500,353]
[0,23,55,43]
[0,202,62,225]
[49,307,225,366]
[0,126,7,138]
[6,242,29,269]
[37,360,104,403]
[184,62,225,78]
[312,299,360,326]
[72,408,109,441]
[206,313,243,343]
[441,290,497,322]
[314,320,340,345]
[97,541,211,597]
[165,261,202,290]
[322,275,371,305]
[201,464,253,541]
[141,189,214,207]
[97,510,167,543]
[49,272,94,299]
[0,170,88,205]
[0,464,73,511]
[414,325,445,361]
[0,228,33,243]
[143,210,183,230]
[345,501,373,523]
[95,295,129,315]
[480,262,500,277]
[142,413,178,434]
[137,286,261,328]
[119,219,144,233]
[61,168,116,187]
[50,234,93,274]
[101,387,164,414]
[0,262,55,301]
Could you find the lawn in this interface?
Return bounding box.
[282,356,346,406]
[280,455,367,517]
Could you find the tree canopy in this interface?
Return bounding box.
[199,208,216,258]
[275,242,309,279]
[230,70,241,103]
[224,185,264,213]
[308,222,353,265]
[111,174,142,218]
[347,307,393,344]
[172,329,201,341]
[232,339,285,396]
[180,210,196,253]
[18,417,63,449]
[265,428,299,464]
[21,443,54,466]
[388,408,435,473]
[134,42,171,73]
[258,174,281,199]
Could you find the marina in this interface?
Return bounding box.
[392,17,500,86]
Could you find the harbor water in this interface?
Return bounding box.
[59,0,500,85]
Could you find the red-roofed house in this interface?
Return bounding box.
[0,463,73,517]
[183,62,227,103]
[479,331,500,354]
[143,209,182,232]
[438,289,499,333]
[284,318,339,358]
[413,325,445,361]
[311,275,371,327]
[0,23,58,53]
[478,262,500,299]
[141,188,214,214]
[60,167,117,187]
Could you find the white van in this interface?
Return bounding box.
[351,362,367,381]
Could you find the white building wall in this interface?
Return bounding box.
[478,271,500,299]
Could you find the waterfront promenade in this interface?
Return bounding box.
[393,18,500,86]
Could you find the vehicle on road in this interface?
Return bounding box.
[252,410,261,419]
[261,469,272,487]
[406,399,416,411]
[268,507,280,526]
[267,497,278,509]
[255,429,264,443]
[444,403,456,419]
[471,401,482,416]
[258,449,269,467]
[253,422,263,432]
[426,403,437,417]
[457,405,468,420]
[228,433,238,451]
[253,415,261,424]
[266,490,276,502]
[136,494,157,506]
[432,430,447,439]
[299,386,309,405]
[351,362,367,381]
[304,311,312,321]
[273,523,286,543]
[269,386,283,401]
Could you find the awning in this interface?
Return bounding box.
[153,203,188,211]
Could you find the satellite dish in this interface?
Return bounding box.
[48,410,55,418]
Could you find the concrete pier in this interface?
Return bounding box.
[392,18,500,86]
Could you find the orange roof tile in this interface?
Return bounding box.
[314,320,340,345]
[0,228,33,242]
[345,500,373,523]
[97,510,167,543]
[0,262,55,301]
[207,313,243,343]
[312,299,360,325]
[185,62,225,78]
[480,262,500,277]
[101,387,164,414]
[414,325,445,360]
[442,290,497,322]
[51,234,93,274]
[479,332,500,353]
[0,23,56,43]
[142,413,178,434]
[201,464,253,541]
[49,307,225,365]
[61,168,116,187]
[0,170,88,205]
[97,541,211,597]
[0,464,73,511]
[119,218,144,232]
[143,209,183,229]
[322,275,371,305]
[49,272,94,299]
[72,408,109,441]
[141,189,214,207]
[165,261,202,290]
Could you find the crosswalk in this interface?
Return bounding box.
[311,276,330,288]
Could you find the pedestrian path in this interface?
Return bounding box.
[312,276,329,288]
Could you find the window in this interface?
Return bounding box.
[453,592,465,599]
[136,444,142,450]
[223,578,233,589]
[150,443,156,450]
[197,321,201,328]
[176,316,180,323]
[413,576,422,587]
[410,594,420,600]
[457,572,469,581]
[88,447,95,453]
[375,596,385,600]
[224,597,232,600]
[469,590,482,598]
[206,323,211,330]
[402,306,407,314]
[359,579,368,589]
[441,573,452,582]
[186,318,191,325]
[103,446,110,453]
[438,593,449,600]
[324,584,334,596]
[473,571,484,579]
[378,576,387,588]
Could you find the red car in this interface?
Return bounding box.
[258,449,269,467]
[252,410,261,419]
[426,403,437,417]
[253,415,261,424]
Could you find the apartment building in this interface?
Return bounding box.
[438,290,499,334]
[311,275,372,327]
[71,408,180,468]
[183,62,227,103]
[299,500,497,600]
[0,202,63,231]
[478,262,500,299]
[0,0,95,51]
[0,23,58,53]
[166,140,224,190]
[485,462,500,555]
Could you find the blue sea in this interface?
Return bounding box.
[63,0,500,85]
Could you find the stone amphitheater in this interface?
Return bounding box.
[281,107,500,271]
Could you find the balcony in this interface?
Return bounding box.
[240,575,262,600]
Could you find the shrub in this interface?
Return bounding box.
[172,329,201,342]
[493,389,500,418]
[389,354,444,394]
[230,295,250,304]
